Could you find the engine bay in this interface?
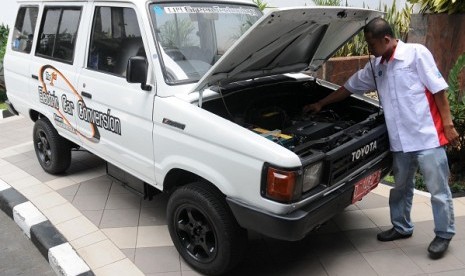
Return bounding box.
[246,107,354,148]
[202,78,384,156]
[243,103,384,154]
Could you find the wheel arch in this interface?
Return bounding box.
[29,109,43,122]
[163,168,223,196]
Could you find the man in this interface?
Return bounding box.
[304,17,459,259]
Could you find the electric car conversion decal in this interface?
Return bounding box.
[38,65,122,143]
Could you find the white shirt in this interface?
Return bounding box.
[344,40,449,152]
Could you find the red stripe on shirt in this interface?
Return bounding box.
[425,89,448,146]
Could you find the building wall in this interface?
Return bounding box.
[315,56,369,86]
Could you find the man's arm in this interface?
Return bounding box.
[303,86,352,113]
[434,90,460,147]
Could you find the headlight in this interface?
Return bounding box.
[302,162,324,193]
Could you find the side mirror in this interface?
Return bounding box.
[126,56,152,91]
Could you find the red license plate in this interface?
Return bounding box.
[352,170,381,203]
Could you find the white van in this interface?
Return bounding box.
[5,0,390,274]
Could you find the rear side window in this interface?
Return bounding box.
[11,6,39,53]
[36,6,82,63]
[87,6,145,77]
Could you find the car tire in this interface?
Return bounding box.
[33,118,71,174]
[167,182,247,275]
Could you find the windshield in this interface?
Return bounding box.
[149,2,262,84]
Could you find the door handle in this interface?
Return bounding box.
[32,74,38,80]
[81,91,92,99]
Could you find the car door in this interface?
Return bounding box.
[76,3,156,183]
[30,3,85,144]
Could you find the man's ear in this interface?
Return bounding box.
[383,36,391,45]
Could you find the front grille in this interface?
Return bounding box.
[325,132,389,186]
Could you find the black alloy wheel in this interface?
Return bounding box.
[175,205,218,263]
[33,118,71,174]
[167,182,247,275]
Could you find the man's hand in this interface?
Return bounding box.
[302,86,352,114]
[444,125,460,148]
[433,91,460,148]
[303,102,323,114]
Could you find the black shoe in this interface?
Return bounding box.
[428,236,451,259]
[377,228,412,242]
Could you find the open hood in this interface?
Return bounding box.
[191,7,382,93]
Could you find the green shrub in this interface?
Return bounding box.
[414,173,426,191]
[0,91,6,103]
[446,52,465,190]
[312,1,413,57]
[252,0,269,11]
[383,172,427,192]
[0,24,9,62]
[1,24,9,101]
[408,0,465,14]
[450,182,465,194]
[384,171,463,193]
[383,174,395,183]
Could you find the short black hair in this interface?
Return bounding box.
[363,17,394,39]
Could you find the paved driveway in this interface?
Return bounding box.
[1,115,465,276]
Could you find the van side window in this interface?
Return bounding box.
[36,7,82,63]
[11,6,39,53]
[88,6,146,77]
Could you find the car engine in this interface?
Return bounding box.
[202,78,384,156]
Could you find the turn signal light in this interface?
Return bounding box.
[266,168,297,202]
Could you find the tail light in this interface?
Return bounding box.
[263,166,301,203]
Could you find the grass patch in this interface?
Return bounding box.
[0,102,6,110]
[383,174,394,184]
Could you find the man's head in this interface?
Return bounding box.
[363,17,397,58]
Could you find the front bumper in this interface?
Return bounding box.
[227,152,392,241]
